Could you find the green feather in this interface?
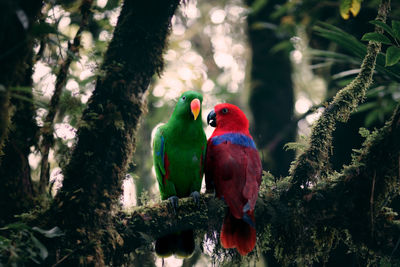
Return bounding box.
[153,91,207,200]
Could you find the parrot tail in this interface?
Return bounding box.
[155,230,195,258]
[155,233,175,258]
[220,210,256,256]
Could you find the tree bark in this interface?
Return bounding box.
[0,0,42,225]
[0,0,42,157]
[0,53,39,225]
[46,0,180,265]
[246,0,295,178]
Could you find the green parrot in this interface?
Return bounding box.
[152,90,207,258]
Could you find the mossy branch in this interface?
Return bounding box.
[289,0,391,192]
[114,104,400,263]
[303,104,400,259]
[116,194,226,252]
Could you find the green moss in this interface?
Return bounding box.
[289,0,389,194]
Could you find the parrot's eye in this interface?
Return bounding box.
[181,96,186,101]
[222,108,228,114]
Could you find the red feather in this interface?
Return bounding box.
[206,103,262,256]
[220,211,256,256]
[163,153,170,185]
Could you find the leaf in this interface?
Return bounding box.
[250,22,276,31]
[249,0,267,15]
[385,46,400,67]
[309,49,360,65]
[314,22,400,81]
[31,235,48,260]
[349,0,361,17]
[393,20,400,39]
[340,0,362,20]
[0,235,11,245]
[283,142,306,152]
[9,86,32,93]
[361,32,392,45]
[31,21,58,37]
[0,222,30,231]
[270,40,293,54]
[314,22,366,59]
[355,102,376,113]
[365,110,380,126]
[340,0,351,20]
[9,93,48,108]
[32,226,64,238]
[369,20,395,38]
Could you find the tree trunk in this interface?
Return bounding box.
[0,52,39,225]
[46,0,180,265]
[0,0,42,225]
[246,0,295,178]
[0,0,42,157]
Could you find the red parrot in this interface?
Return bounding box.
[205,103,262,256]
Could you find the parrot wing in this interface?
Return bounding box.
[242,148,262,211]
[153,125,176,199]
[205,141,246,219]
[206,134,262,219]
[190,143,207,193]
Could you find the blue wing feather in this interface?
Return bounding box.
[211,133,256,149]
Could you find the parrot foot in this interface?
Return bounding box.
[190,191,200,206]
[168,196,179,213]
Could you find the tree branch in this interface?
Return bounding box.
[114,104,400,264]
[117,194,226,252]
[303,103,400,258]
[38,0,94,194]
[289,0,391,193]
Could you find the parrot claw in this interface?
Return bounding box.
[168,196,179,213]
[190,191,200,206]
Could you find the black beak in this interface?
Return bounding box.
[207,110,217,127]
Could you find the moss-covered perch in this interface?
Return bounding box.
[112,0,398,264]
[116,103,399,264]
[117,194,226,251]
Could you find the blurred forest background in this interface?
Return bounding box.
[1,0,400,265]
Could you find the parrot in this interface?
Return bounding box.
[152,90,207,258]
[205,103,262,256]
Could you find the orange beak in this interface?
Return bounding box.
[190,98,201,120]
